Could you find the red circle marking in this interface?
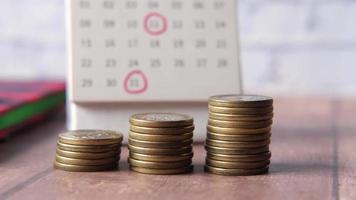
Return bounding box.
[144,12,168,36]
[123,70,148,94]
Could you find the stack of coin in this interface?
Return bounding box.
[128,113,194,175]
[205,94,273,176]
[54,130,123,172]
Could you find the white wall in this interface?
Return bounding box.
[239,0,356,98]
[0,0,355,98]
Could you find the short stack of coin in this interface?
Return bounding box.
[128,113,194,175]
[54,130,123,172]
[205,94,273,176]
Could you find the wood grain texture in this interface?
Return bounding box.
[336,100,356,200]
[0,98,355,200]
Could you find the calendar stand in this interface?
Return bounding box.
[66,0,242,141]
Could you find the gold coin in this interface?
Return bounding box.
[208,118,273,129]
[130,125,195,135]
[128,158,191,169]
[55,154,118,166]
[129,152,193,162]
[129,131,193,142]
[56,148,120,160]
[209,105,273,115]
[130,165,193,175]
[205,145,269,155]
[207,125,271,135]
[207,131,271,142]
[206,158,270,169]
[209,112,274,121]
[128,138,193,148]
[54,161,118,172]
[130,113,193,128]
[59,130,123,145]
[207,152,271,162]
[205,165,268,176]
[128,144,193,155]
[206,139,270,148]
[56,142,120,153]
[209,94,273,108]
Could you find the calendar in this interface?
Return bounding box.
[66,0,242,141]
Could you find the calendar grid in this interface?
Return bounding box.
[70,0,241,102]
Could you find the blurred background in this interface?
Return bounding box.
[0,0,355,98]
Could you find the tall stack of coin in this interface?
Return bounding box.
[54,130,123,172]
[128,113,194,175]
[205,94,273,176]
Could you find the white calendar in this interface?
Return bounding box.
[67,0,242,141]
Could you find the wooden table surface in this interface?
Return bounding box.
[0,98,355,200]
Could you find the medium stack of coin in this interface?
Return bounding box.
[128,113,194,175]
[205,94,273,176]
[54,130,123,172]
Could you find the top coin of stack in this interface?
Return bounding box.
[54,130,123,172]
[128,113,194,175]
[205,94,273,176]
